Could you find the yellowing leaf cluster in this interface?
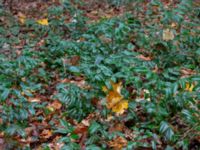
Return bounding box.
[185,82,194,92]
[103,81,128,115]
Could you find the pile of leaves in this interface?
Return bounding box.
[0,0,200,149]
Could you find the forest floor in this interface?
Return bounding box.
[0,0,200,149]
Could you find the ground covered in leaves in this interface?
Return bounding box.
[0,0,200,149]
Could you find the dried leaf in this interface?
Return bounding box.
[109,123,124,133]
[73,123,88,134]
[108,136,127,150]
[47,100,62,111]
[52,100,62,110]
[163,29,174,41]
[40,129,52,139]
[18,13,26,24]
[171,22,177,28]
[37,19,49,26]
[27,97,40,103]
[137,55,152,61]
[180,68,196,78]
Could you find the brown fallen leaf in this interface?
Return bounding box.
[18,12,26,24]
[47,100,62,112]
[180,68,196,78]
[108,136,127,150]
[137,55,152,61]
[40,129,52,139]
[70,56,80,66]
[27,97,41,103]
[109,123,124,133]
[51,100,62,110]
[73,123,88,135]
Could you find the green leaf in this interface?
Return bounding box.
[69,66,80,73]
[89,122,101,134]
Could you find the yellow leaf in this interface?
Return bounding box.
[47,106,54,112]
[112,100,128,115]
[37,19,49,26]
[104,81,128,115]
[102,86,108,93]
[163,29,174,41]
[185,82,194,92]
[106,91,123,109]
[110,81,122,94]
